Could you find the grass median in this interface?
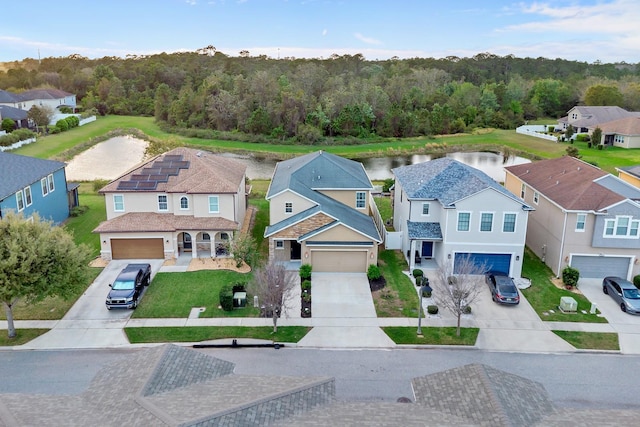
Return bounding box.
[0,329,50,346]
[125,326,311,343]
[383,327,479,346]
[552,330,619,350]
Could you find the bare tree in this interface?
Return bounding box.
[431,255,487,336]
[250,261,297,333]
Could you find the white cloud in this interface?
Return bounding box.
[322,29,327,36]
[354,33,382,45]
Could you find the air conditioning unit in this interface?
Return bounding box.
[559,296,577,312]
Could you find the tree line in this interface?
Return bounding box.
[1,50,639,143]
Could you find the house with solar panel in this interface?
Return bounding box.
[264,151,383,273]
[94,147,248,260]
[392,158,532,277]
[0,152,77,224]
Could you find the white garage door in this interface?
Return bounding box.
[312,251,368,273]
[571,255,631,279]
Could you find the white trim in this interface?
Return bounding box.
[421,202,430,216]
[47,174,54,193]
[157,194,168,212]
[24,186,32,207]
[575,213,586,232]
[457,211,471,232]
[479,211,494,232]
[113,194,125,212]
[298,220,382,243]
[355,191,366,209]
[603,215,640,239]
[179,196,189,210]
[41,177,49,196]
[15,191,24,211]
[285,202,293,214]
[275,239,284,249]
[502,212,517,233]
[533,191,539,205]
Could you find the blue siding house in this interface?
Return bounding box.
[0,152,72,224]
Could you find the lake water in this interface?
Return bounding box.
[65,136,530,183]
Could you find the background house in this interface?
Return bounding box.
[557,106,638,133]
[0,152,72,224]
[94,147,248,261]
[505,156,640,279]
[392,158,532,277]
[264,151,382,273]
[595,116,640,148]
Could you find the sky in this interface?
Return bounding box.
[1,0,639,64]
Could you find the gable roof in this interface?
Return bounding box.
[0,152,66,200]
[565,106,638,128]
[99,147,246,194]
[618,164,640,179]
[17,88,74,101]
[505,156,638,211]
[392,157,529,209]
[266,151,381,242]
[597,116,640,135]
[0,104,28,120]
[0,89,21,104]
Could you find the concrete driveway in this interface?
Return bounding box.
[21,259,165,350]
[578,278,640,353]
[297,273,394,348]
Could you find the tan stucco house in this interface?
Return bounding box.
[264,151,383,273]
[94,147,248,260]
[505,156,640,279]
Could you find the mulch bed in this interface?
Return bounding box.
[369,276,387,292]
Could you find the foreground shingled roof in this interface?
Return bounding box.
[0,152,66,200]
[1,346,637,426]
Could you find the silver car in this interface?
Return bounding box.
[602,276,640,315]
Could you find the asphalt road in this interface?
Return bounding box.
[1,347,639,410]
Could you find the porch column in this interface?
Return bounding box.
[409,240,416,271]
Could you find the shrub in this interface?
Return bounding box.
[367,264,381,281]
[93,179,110,192]
[301,280,311,291]
[56,119,69,132]
[412,269,424,278]
[65,115,79,128]
[427,305,439,315]
[422,288,432,298]
[302,292,311,303]
[597,144,603,150]
[299,264,312,280]
[463,305,472,314]
[633,275,640,289]
[382,178,394,193]
[1,118,15,133]
[69,205,88,217]
[562,266,580,288]
[219,284,234,311]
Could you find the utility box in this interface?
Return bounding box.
[559,296,577,312]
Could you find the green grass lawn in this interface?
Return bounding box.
[0,329,50,346]
[131,270,256,318]
[373,195,393,228]
[249,197,270,259]
[63,183,106,258]
[125,326,310,343]
[375,250,418,317]
[0,267,102,320]
[521,248,607,323]
[552,330,619,350]
[383,326,479,345]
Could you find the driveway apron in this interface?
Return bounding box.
[20,259,165,350]
[296,273,395,348]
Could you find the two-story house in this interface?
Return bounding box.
[505,156,640,279]
[557,106,638,133]
[392,158,532,277]
[264,151,382,273]
[94,147,248,261]
[0,152,73,224]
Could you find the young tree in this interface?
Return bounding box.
[0,213,92,338]
[250,261,297,333]
[27,105,54,133]
[228,233,258,268]
[431,255,486,336]
[591,127,603,146]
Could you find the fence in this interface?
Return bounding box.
[515,125,559,142]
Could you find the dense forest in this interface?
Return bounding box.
[1,50,639,143]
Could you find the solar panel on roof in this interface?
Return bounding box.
[160,168,180,175]
[117,181,139,190]
[136,181,157,190]
[173,161,190,168]
[163,155,183,162]
[131,174,152,181]
[149,174,169,182]
[142,168,161,175]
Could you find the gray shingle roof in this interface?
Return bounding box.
[0,105,28,120]
[266,151,381,242]
[407,221,442,240]
[393,157,528,208]
[0,152,66,201]
[0,89,21,103]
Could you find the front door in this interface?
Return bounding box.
[421,241,433,258]
[183,233,192,251]
[290,241,301,260]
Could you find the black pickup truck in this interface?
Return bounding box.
[105,263,151,310]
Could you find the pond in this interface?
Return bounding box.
[64,136,530,183]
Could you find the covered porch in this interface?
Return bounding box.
[407,221,443,271]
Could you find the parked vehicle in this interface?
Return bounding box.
[485,271,520,305]
[602,276,640,314]
[106,263,151,310]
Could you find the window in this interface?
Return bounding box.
[16,191,24,211]
[533,191,539,205]
[158,195,168,211]
[202,233,210,241]
[24,187,32,207]
[285,202,293,214]
[604,216,640,238]
[113,194,124,212]
[356,191,366,209]
[208,196,219,213]
[180,196,189,210]
[480,212,493,232]
[275,240,284,249]
[503,213,516,232]
[457,212,470,232]
[520,183,525,199]
[422,203,430,216]
[41,178,49,196]
[576,213,586,231]
[47,174,54,192]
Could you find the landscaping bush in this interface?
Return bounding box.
[0,128,34,146]
[367,264,381,281]
[299,264,312,280]
[562,266,580,288]
[422,288,432,298]
[302,292,311,303]
[69,205,88,217]
[597,144,603,150]
[412,269,424,278]
[427,305,439,315]
[382,178,394,193]
[56,119,69,132]
[219,284,234,311]
[301,280,311,291]
[575,133,590,142]
[634,275,640,289]
[65,115,80,128]
[463,305,472,314]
